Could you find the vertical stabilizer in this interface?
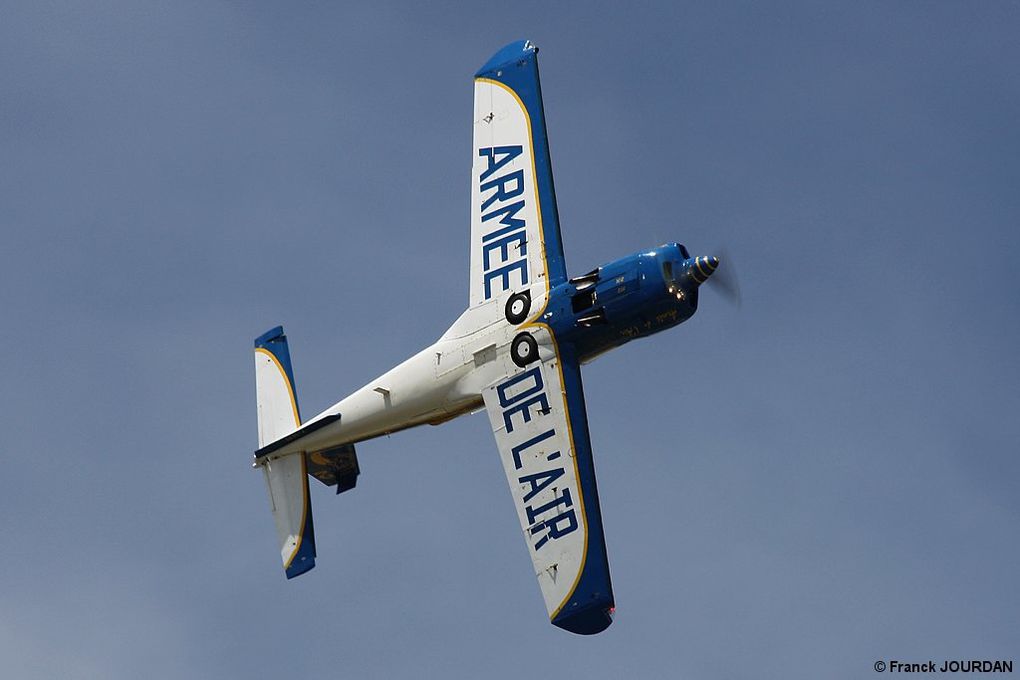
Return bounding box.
[255,326,301,447]
[254,326,316,578]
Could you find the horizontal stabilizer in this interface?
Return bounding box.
[254,413,342,459]
[307,444,360,494]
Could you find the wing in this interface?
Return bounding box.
[481,324,614,634]
[469,40,566,313]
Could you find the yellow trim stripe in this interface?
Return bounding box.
[254,347,301,428]
[695,258,712,279]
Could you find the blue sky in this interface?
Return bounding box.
[2,2,1018,678]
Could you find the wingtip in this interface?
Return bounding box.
[284,556,315,579]
[552,604,615,635]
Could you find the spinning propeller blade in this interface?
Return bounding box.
[706,247,741,307]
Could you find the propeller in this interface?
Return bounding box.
[706,246,741,308]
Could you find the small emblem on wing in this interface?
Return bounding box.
[505,290,532,325]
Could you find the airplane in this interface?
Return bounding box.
[252,39,732,636]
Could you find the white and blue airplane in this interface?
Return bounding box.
[252,40,728,635]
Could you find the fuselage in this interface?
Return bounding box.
[291,243,709,451]
[548,243,701,362]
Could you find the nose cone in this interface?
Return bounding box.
[689,255,720,285]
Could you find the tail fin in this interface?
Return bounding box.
[253,326,316,579]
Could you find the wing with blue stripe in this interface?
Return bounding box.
[482,325,614,634]
[469,40,567,314]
